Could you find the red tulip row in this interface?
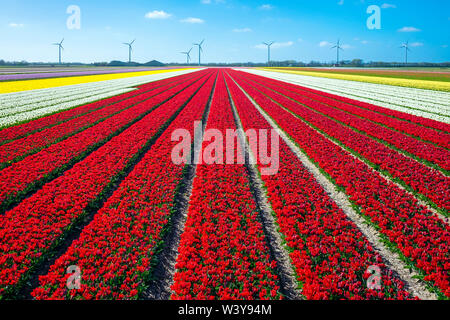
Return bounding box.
[31,70,218,300]
[224,72,413,300]
[0,71,214,299]
[171,73,281,300]
[240,71,450,172]
[0,72,200,168]
[242,71,450,135]
[0,71,209,214]
[229,70,450,299]
[0,72,196,145]
[234,73,450,213]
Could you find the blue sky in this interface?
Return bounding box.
[0,0,449,63]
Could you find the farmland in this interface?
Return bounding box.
[0,67,448,301]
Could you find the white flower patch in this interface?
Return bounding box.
[0,89,134,128]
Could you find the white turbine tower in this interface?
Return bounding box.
[193,40,204,66]
[400,41,411,65]
[123,39,136,63]
[331,39,343,66]
[181,48,193,65]
[263,42,274,67]
[53,39,64,64]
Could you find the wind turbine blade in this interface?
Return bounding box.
[200,40,204,45]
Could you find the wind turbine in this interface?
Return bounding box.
[123,39,135,63]
[53,39,64,64]
[263,42,274,67]
[181,48,193,65]
[193,40,204,66]
[331,39,343,66]
[400,41,411,65]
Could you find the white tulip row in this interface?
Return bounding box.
[238,69,450,124]
[0,69,199,128]
[0,89,135,128]
[0,87,134,118]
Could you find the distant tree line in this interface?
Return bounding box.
[176,59,450,68]
[0,59,449,68]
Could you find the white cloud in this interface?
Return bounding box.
[145,10,172,19]
[341,44,352,49]
[259,4,274,10]
[398,26,421,32]
[381,3,396,9]
[180,17,205,24]
[233,28,252,33]
[361,40,369,44]
[319,41,333,47]
[202,0,226,3]
[9,23,24,28]
[272,41,293,49]
[410,42,424,47]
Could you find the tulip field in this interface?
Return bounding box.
[0,67,448,300]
